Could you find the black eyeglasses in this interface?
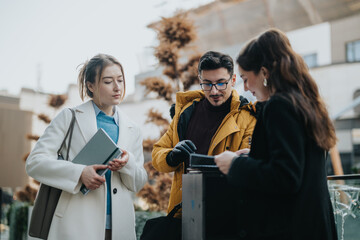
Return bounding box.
[199,77,231,91]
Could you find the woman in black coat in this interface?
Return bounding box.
[215,29,338,240]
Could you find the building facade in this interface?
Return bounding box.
[133,0,360,172]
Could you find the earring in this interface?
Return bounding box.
[263,78,267,87]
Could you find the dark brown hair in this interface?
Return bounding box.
[198,51,234,76]
[237,28,336,150]
[77,54,126,101]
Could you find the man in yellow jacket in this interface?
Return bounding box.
[152,51,256,217]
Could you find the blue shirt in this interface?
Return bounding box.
[92,101,119,230]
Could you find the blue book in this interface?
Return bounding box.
[71,128,122,195]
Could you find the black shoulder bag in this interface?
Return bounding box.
[140,202,182,240]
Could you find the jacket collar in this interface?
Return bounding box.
[175,89,241,111]
[91,101,120,126]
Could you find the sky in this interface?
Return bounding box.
[0,0,213,96]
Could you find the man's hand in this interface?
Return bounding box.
[166,140,197,167]
[80,165,107,190]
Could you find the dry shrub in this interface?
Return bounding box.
[137,12,198,213]
[38,113,51,124]
[15,184,38,204]
[26,134,40,141]
[146,108,169,127]
[154,174,172,211]
[137,161,172,212]
[144,109,170,145]
[163,66,178,80]
[137,184,160,211]
[48,94,67,108]
[156,174,172,194]
[144,161,160,180]
[180,53,201,73]
[181,54,201,90]
[143,138,158,153]
[182,66,199,91]
[140,77,173,101]
[156,13,197,48]
[154,42,179,66]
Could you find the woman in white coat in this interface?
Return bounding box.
[26,53,148,240]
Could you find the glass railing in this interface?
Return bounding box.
[328,174,360,240]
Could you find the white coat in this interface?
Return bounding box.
[26,101,148,240]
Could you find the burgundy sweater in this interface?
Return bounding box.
[185,95,232,154]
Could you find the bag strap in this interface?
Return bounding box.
[57,108,76,160]
[168,202,182,218]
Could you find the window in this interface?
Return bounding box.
[346,40,360,62]
[303,53,318,68]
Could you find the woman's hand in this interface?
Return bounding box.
[214,151,240,175]
[108,149,129,171]
[236,148,250,155]
[80,165,107,190]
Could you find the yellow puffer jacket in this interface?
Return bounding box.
[152,89,257,217]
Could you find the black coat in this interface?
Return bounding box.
[228,95,338,240]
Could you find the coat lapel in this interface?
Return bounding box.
[116,107,134,148]
[74,101,98,143]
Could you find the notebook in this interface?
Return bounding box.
[71,128,122,195]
